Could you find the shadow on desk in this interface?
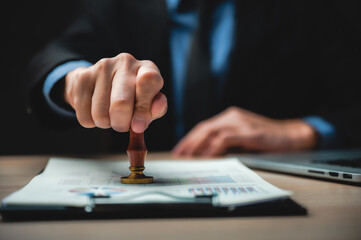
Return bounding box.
[1,198,306,222]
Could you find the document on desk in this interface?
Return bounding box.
[2,158,291,208]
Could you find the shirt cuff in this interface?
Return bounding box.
[303,116,337,148]
[42,60,92,118]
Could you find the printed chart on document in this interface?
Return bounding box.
[2,158,291,208]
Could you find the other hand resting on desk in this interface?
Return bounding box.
[173,107,318,157]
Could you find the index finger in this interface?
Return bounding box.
[109,56,138,132]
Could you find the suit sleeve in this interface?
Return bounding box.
[25,0,115,127]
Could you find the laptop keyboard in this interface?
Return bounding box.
[312,158,361,169]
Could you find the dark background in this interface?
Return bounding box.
[1,0,360,155]
[1,0,111,155]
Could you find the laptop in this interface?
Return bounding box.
[235,149,361,184]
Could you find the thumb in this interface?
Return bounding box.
[131,65,164,133]
[131,100,152,133]
[132,92,167,133]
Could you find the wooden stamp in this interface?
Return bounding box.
[121,129,153,184]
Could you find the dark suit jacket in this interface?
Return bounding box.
[26,0,361,151]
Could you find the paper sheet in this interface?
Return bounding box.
[3,157,291,208]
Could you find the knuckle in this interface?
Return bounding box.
[116,52,136,63]
[93,105,109,118]
[227,106,243,118]
[109,98,133,115]
[227,106,238,113]
[96,58,113,71]
[109,98,133,132]
[92,108,110,128]
[115,53,137,72]
[74,70,92,91]
[77,68,93,79]
[196,120,210,131]
[135,103,150,114]
[137,70,163,90]
[194,121,206,131]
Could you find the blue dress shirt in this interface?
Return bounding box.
[42,60,92,118]
[167,0,235,138]
[42,0,336,148]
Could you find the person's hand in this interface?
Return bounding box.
[64,53,167,133]
[172,107,317,157]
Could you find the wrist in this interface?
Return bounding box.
[282,119,318,151]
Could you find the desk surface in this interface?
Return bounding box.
[0,153,360,240]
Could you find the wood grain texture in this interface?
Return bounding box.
[0,153,360,240]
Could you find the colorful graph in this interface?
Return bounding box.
[188,186,257,196]
[69,187,127,197]
[155,175,236,185]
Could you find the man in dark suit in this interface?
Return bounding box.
[26,0,361,156]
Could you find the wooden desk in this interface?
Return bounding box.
[0,153,360,240]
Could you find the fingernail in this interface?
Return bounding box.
[132,117,148,133]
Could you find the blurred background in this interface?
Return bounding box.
[1,0,111,155]
[1,0,360,155]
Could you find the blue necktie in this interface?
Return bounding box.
[183,1,218,133]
